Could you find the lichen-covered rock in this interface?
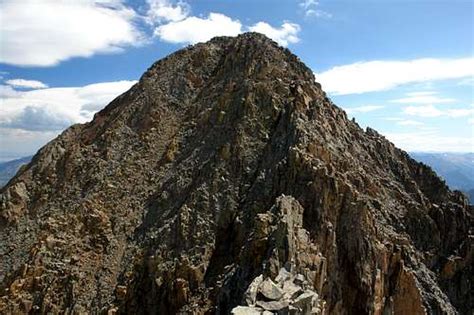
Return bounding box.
[0,33,472,314]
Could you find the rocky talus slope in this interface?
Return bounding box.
[0,33,472,315]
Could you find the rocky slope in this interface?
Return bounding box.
[0,33,472,314]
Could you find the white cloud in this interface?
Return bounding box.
[384,130,474,152]
[0,80,136,159]
[316,57,474,95]
[149,1,301,48]
[0,0,142,67]
[1,106,74,131]
[248,22,301,47]
[405,91,435,97]
[396,119,424,126]
[0,85,19,98]
[305,9,332,18]
[0,128,60,160]
[146,0,189,23]
[445,108,474,118]
[403,105,444,117]
[403,105,474,118]
[343,105,384,114]
[299,0,319,9]
[0,80,137,132]
[391,92,456,104]
[154,13,242,44]
[468,118,474,125]
[5,79,48,89]
[457,77,474,86]
[384,117,425,127]
[299,0,331,18]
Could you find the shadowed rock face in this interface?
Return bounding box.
[0,33,472,315]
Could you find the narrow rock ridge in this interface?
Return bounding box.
[0,33,472,314]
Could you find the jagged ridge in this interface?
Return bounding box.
[0,33,472,314]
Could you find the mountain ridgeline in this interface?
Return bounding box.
[0,33,472,314]
[0,156,32,188]
[410,152,474,203]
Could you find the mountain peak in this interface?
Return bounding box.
[1,34,472,314]
[210,31,278,44]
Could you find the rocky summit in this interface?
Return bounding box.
[0,33,472,315]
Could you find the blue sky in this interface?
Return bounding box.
[0,0,473,160]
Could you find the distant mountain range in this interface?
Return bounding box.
[0,156,32,187]
[410,152,474,202]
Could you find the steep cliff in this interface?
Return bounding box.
[0,33,472,314]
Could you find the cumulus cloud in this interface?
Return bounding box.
[316,57,474,95]
[1,106,74,131]
[148,0,301,47]
[403,105,474,118]
[153,11,301,47]
[248,22,301,46]
[0,80,137,132]
[5,79,48,89]
[1,0,301,67]
[0,0,142,67]
[146,0,189,23]
[343,105,384,114]
[154,13,242,44]
[0,85,19,98]
[0,80,136,159]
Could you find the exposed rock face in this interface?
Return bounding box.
[0,33,472,314]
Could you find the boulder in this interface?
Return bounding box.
[245,275,264,305]
[292,291,318,314]
[258,278,284,301]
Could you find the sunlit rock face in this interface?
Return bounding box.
[0,33,472,314]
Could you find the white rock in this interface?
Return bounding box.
[282,280,303,300]
[258,278,284,300]
[231,306,263,315]
[275,267,292,283]
[292,291,318,314]
[244,275,264,305]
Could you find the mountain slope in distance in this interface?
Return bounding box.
[0,156,32,188]
[410,152,474,203]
